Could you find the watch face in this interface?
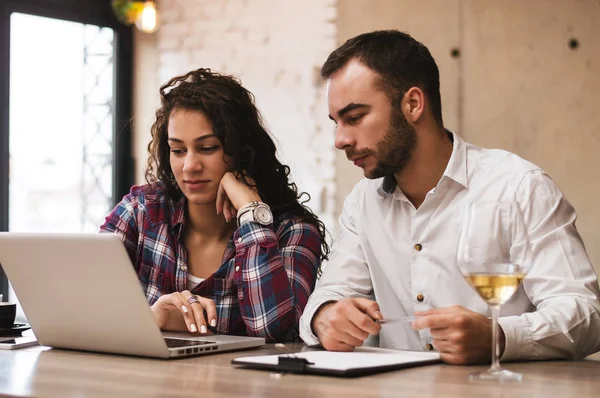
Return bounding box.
[255,206,273,224]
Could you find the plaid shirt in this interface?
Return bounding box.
[100,183,321,342]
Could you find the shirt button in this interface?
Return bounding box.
[414,243,422,252]
[237,237,243,243]
[425,343,434,351]
[416,294,424,302]
[180,265,187,271]
[235,266,240,272]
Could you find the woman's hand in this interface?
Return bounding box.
[151,290,217,334]
[216,171,262,222]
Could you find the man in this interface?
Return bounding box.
[299,30,600,364]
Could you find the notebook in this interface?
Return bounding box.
[232,346,441,377]
[0,232,265,359]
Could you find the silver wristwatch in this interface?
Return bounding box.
[237,201,273,226]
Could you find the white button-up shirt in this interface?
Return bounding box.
[300,132,600,360]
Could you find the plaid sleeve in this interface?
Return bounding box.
[99,189,140,267]
[233,218,321,342]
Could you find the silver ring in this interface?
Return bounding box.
[187,295,199,305]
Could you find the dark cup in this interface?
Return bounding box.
[0,302,17,329]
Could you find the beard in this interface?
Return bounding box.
[358,109,417,179]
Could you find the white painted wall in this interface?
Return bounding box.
[133,0,338,233]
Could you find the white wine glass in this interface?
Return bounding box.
[456,201,532,382]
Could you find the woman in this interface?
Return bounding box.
[101,68,329,343]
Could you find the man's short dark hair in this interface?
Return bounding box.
[321,30,443,126]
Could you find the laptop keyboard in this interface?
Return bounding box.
[164,338,216,348]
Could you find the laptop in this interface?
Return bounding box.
[0,232,265,358]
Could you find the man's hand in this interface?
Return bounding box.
[412,305,505,365]
[312,298,382,351]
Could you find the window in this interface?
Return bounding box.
[0,0,133,310]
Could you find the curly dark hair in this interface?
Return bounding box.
[145,68,330,261]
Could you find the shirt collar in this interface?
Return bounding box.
[170,193,187,231]
[377,130,469,197]
[443,130,468,188]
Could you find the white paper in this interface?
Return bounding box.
[234,347,440,371]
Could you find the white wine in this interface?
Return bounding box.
[466,273,525,306]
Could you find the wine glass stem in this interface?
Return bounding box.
[490,305,501,372]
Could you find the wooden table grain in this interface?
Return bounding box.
[1,343,599,398]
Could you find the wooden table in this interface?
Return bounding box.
[1,343,599,398]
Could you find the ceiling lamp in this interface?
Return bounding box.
[112,0,160,34]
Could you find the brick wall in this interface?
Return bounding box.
[151,0,338,232]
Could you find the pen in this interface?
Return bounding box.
[376,316,417,325]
